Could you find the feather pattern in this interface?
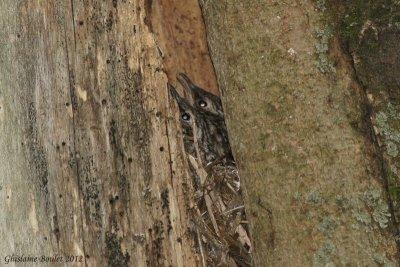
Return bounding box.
[169,74,252,267]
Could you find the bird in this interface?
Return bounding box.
[173,74,234,167]
[169,83,197,159]
[169,74,253,267]
[177,73,225,119]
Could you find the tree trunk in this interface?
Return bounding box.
[334,0,400,233]
[200,1,398,265]
[0,0,212,265]
[1,0,399,266]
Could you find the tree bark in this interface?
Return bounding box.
[2,0,399,266]
[200,1,398,265]
[0,0,206,265]
[334,0,400,234]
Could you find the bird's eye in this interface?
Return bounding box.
[181,112,191,121]
[198,99,207,108]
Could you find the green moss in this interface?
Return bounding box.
[389,186,400,200]
[201,0,399,264]
[335,0,400,48]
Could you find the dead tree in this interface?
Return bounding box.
[1,0,399,266]
[0,0,211,265]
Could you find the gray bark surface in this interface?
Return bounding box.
[1,0,399,266]
[0,1,198,266]
[335,0,400,234]
[200,1,398,265]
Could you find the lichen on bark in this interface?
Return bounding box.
[200,0,399,265]
[332,0,400,232]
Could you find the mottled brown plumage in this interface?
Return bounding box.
[169,83,197,158]
[177,73,224,119]
[173,74,234,166]
[169,75,252,267]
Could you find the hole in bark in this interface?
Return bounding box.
[62,141,66,146]
[159,146,164,152]
[109,195,119,204]
[102,99,107,105]
[128,157,133,163]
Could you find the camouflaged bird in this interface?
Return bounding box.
[177,73,225,119]
[169,74,252,267]
[169,83,197,158]
[171,74,234,166]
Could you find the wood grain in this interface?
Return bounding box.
[0,0,205,265]
[147,0,219,96]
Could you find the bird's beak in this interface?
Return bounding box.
[177,73,197,94]
[178,73,214,99]
[168,83,182,101]
[168,83,193,110]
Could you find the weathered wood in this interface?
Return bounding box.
[200,0,398,265]
[147,0,219,96]
[0,0,201,265]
